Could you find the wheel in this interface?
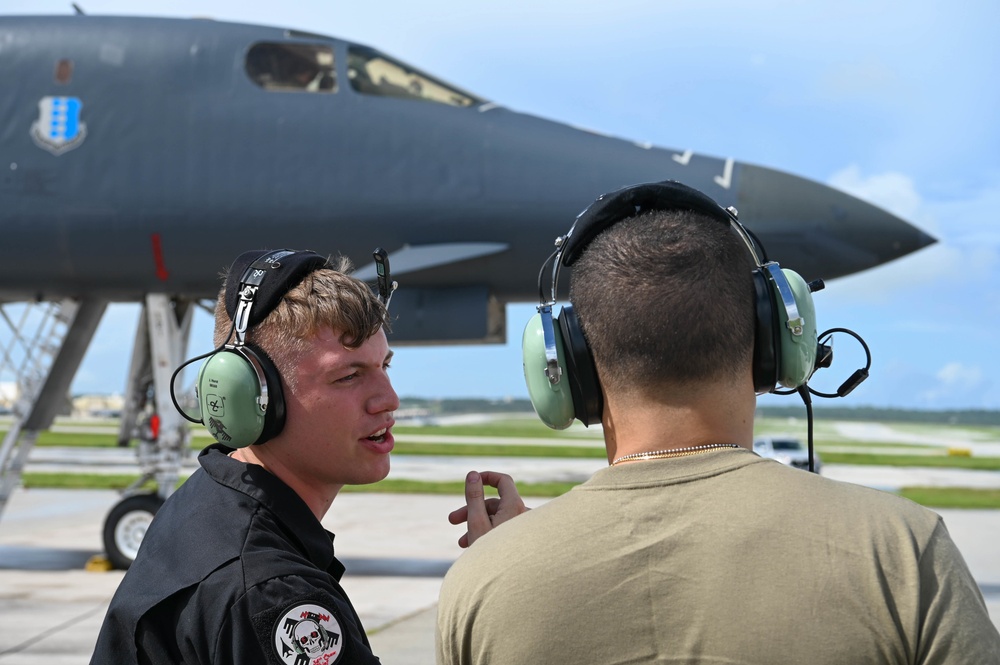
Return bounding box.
[102,493,165,570]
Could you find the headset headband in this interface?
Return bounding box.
[533,180,805,389]
[559,180,766,267]
[223,249,329,342]
[539,180,768,309]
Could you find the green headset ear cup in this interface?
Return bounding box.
[197,350,265,448]
[522,312,576,430]
[196,347,286,448]
[775,268,817,389]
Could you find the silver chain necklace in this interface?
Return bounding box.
[610,443,741,466]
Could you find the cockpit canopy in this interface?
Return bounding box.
[244,41,483,108]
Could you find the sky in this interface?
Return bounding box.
[5,0,1000,410]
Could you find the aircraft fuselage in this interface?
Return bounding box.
[0,15,934,343]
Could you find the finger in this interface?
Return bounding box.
[478,471,517,496]
[476,470,509,488]
[448,505,469,525]
[465,471,490,527]
[477,471,527,529]
[497,475,519,500]
[463,471,492,537]
[479,471,524,508]
[457,532,471,549]
[482,497,501,516]
[450,497,500,522]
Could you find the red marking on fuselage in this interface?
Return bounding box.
[151,233,169,281]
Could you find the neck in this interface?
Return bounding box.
[231,445,342,521]
[602,377,756,465]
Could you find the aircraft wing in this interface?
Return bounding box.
[352,242,508,280]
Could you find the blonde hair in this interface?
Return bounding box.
[213,255,389,390]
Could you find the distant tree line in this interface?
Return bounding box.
[399,397,535,415]
[755,405,1000,426]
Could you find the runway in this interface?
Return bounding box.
[1,476,999,663]
[0,489,485,665]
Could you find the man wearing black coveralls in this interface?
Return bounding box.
[91,250,397,664]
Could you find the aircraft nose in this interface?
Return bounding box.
[734,163,936,281]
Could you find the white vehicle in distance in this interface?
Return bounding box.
[752,436,822,474]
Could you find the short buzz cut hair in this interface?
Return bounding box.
[212,255,389,390]
[568,207,757,399]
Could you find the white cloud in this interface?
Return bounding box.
[828,165,925,225]
[822,167,1000,304]
[937,363,985,387]
[919,362,992,407]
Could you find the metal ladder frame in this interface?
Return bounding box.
[0,298,108,520]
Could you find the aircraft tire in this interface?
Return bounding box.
[102,493,165,570]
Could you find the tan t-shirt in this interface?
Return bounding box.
[437,448,999,664]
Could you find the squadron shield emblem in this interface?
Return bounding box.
[30,96,87,155]
[272,602,343,665]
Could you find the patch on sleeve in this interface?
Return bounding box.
[271,601,344,665]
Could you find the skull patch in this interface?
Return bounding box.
[273,602,342,665]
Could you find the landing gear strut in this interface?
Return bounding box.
[99,294,195,568]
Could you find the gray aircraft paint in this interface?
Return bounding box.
[0,15,934,343]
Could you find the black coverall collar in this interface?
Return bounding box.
[199,443,346,580]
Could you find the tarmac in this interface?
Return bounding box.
[1,469,999,663]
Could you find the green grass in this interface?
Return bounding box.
[21,472,158,490]
[5,417,601,447]
[19,472,577,498]
[392,421,602,439]
[12,429,998,470]
[393,441,605,458]
[11,430,121,447]
[20,472,1000,508]
[821,452,1000,470]
[888,422,1000,438]
[16,434,604,458]
[899,487,1000,509]
[815,440,947,451]
[343,478,578,498]
[960,424,1000,437]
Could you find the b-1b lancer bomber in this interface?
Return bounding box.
[0,13,934,566]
